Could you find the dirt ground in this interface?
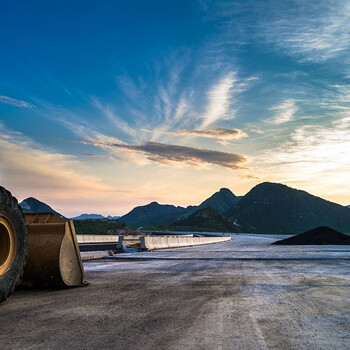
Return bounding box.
[0,235,349,350]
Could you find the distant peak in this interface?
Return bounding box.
[198,187,238,214]
[19,196,63,217]
[219,187,230,192]
[252,182,290,191]
[257,181,282,187]
[22,197,40,203]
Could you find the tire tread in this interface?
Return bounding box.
[0,186,28,303]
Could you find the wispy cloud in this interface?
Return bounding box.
[260,1,350,62]
[204,1,350,63]
[90,97,138,139]
[35,101,127,147]
[173,96,192,122]
[105,141,247,169]
[116,74,145,108]
[255,115,350,203]
[0,123,112,205]
[114,53,195,139]
[201,72,236,128]
[59,117,126,147]
[176,128,247,140]
[0,95,36,108]
[79,153,108,158]
[268,99,298,124]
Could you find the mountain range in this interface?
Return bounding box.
[20,198,120,220]
[19,182,350,234]
[119,188,238,227]
[119,182,350,234]
[72,214,120,220]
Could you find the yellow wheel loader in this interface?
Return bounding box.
[0,186,86,303]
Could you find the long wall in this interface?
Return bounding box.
[77,234,231,250]
[141,236,231,251]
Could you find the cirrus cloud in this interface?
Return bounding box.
[0,95,36,108]
[268,99,298,124]
[200,72,237,128]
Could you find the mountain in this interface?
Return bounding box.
[171,207,239,233]
[225,182,350,234]
[73,214,121,220]
[73,214,105,220]
[20,197,63,217]
[198,188,238,213]
[106,215,120,220]
[120,188,239,227]
[120,201,188,227]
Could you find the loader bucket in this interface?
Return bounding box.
[20,213,86,288]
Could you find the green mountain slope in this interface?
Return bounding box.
[120,201,188,227]
[171,207,239,233]
[120,188,239,227]
[225,182,350,234]
[198,188,238,213]
[20,197,63,217]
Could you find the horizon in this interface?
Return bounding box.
[20,181,350,218]
[1,1,350,217]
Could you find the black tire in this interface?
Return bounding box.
[0,186,27,303]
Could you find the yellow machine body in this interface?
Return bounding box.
[21,213,86,288]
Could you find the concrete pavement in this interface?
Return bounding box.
[1,234,349,349]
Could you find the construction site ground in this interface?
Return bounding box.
[1,234,349,350]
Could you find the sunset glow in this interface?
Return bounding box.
[1,1,350,217]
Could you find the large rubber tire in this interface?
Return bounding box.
[0,186,27,302]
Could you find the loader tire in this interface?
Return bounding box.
[0,186,27,303]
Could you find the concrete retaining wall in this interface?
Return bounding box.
[77,234,231,251]
[141,235,231,251]
[77,234,143,243]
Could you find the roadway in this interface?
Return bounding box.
[1,234,349,349]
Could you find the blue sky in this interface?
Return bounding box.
[1,0,350,216]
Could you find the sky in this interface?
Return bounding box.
[1,0,350,217]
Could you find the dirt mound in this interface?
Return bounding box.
[273,226,350,245]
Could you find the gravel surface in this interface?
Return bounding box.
[1,235,349,350]
[273,226,350,245]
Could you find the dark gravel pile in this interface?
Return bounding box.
[273,226,350,245]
